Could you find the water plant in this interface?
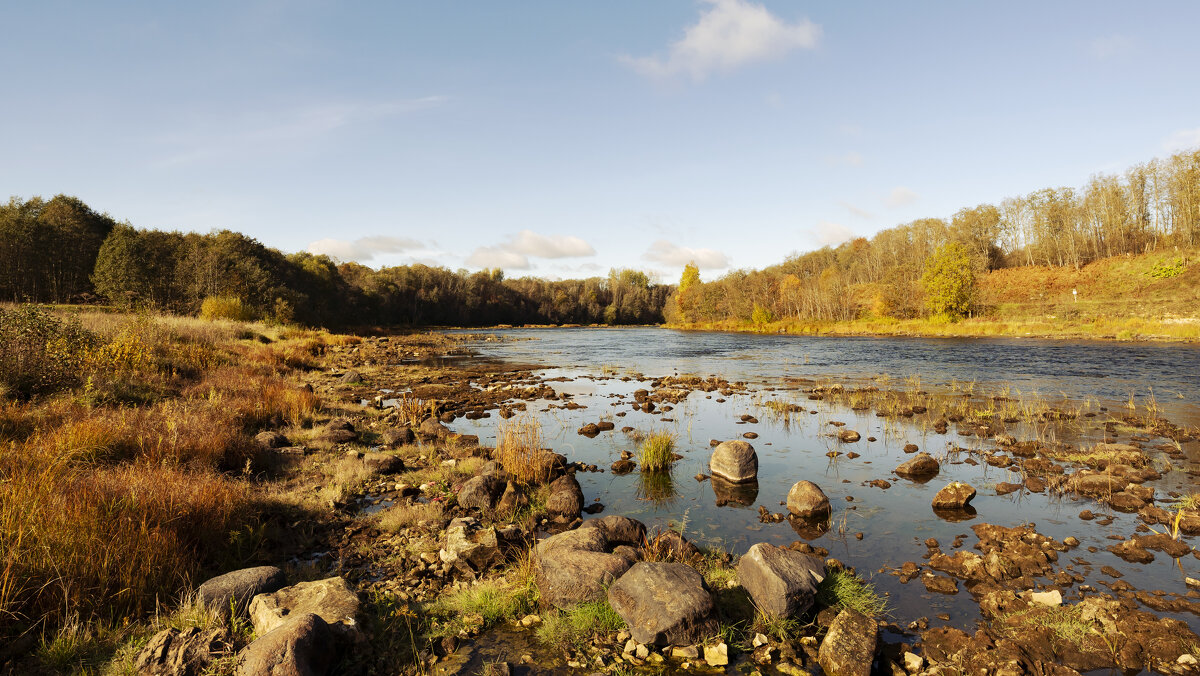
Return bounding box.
[638,430,676,471]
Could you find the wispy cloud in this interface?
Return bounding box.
[883,186,919,208]
[465,229,597,270]
[307,235,424,263]
[810,221,853,248]
[154,96,447,167]
[1164,127,1200,153]
[839,201,874,219]
[621,0,820,82]
[1089,34,1133,60]
[641,239,730,269]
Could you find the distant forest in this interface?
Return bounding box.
[2,146,1197,328]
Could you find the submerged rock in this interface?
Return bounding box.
[736,543,825,618]
[709,440,759,483]
[607,562,718,646]
[786,481,831,519]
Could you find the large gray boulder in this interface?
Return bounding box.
[458,473,506,511]
[249,577,360,642]
[895,453,940,479]
[787,481,831,519]
[546,474,584,522]
[235,613,333,676]
[134,626,231,676]
[709,441,758,483]
[817,608,878,676]
[535,527,635,608]
[197,566,286,620]
[736,543,825,618]
[607,562,718,646]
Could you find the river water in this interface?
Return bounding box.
[442,328,1200,635]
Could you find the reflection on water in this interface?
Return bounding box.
[444,328,1200,632]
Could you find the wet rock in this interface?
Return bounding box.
[743,431,759,439]
[597,421,615,431]
[903,443,919,453]
[234,613,333,676]
[249,577,359,643]
[712,476,759,507]
[895,453,940,479]
[736,543,825,618]
[418,417,450,440]
[1107,491,1147,512]
[787,481,831,519]
[607,562,718,646]
[546,474,585,521]
[1068,472,1128,497]
[867,479,891,490]
[580,515,647,546]
[458,473,506,511]
[995,482,1022,496]
[932,482,976,510]
[708,440,759,484]
[440,517,502,575]
[611,459,636,474]
[1107,539,1154,564]
[578,423,600,437]
[198,566,286,620]
[838,430,862,443]
[135,626,231,676]
[817,608,877,676]
[921,573,958,595]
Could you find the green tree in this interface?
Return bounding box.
[921,242,975,319]
[675,262,701,322]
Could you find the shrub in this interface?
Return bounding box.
[1147,257,1186,279]
[751,303,775,326]
[199,296,256,322]
[0,305,96,399]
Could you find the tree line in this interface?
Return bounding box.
[670,145,1200,324]
[0,198,670,327]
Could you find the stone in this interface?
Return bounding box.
[736,543,825,618]
[703,642,729,666]
[709,440,759,483]
[837,430,861,443]
[546,473,584,521]
[255,431,288,449]
[235,613,333,676]
[920,573,958,595]
[611,459,636,474]
[579,515,647,546]
[787,481,831,519]
[817,608,877,676]
[134,626,231,676]
[249,577,360,641]
[439,518,502,575]
[317,420,357,444]
[418,417,450,439]
[535,528,634,608]
[607,562,718,646]
[1030,589,1062,606]
[932,482,976,510]
[197,566,286,620]
[340,369,364,384]
[1069,473,1128,497]
[362,452,403,474]
[895,453,940,479]
[903,652,924,673]
[458,473,506,511]
[495,481,528,517]
[382,426,415,447]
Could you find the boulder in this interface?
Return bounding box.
[535,528,634,607]
[495,481,528,517]
[255,431,288,450]
[607,562,718,646]
[235,613,333,676]
[611,459,636,474]
[817,608,877,676]
[249,577,360,642]
[838,430,861,443]
[787,481,831,519]
[135,626,231,676]
[362,452,403,474]
[709,441,759,483]
[895,453,940,479]
[317,420,358,444]
[197,566,286,620]
[458,473,506,511]
[932,482,977,510]
[736,543,825,618]
[382,426,415,447]
[546,474,584,521]
[418,417,450,439]
[578,423,600,437]
[439,517,502,575]
[580,515,647,547]
[339,370,364,384]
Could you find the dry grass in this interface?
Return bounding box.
[494,415,552,484]
[378,502,445,532]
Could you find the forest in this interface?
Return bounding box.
[1,145,1197,330]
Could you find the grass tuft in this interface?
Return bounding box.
[815,568,889,618]
[535,600,625,652]
[637,430,676,472]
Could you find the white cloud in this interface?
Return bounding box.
[811,221,854,247]
[641,239,730,269]
[839,201,874,219]
[1089,35,1133,60]
[465,247,531,270]
[621,0,820,82]
[827,151,863,167]
[307,235,423,262]
[1164,128,1200,154]
[506,229,596,258]
[464,229,596,271]
[884,186,919,208]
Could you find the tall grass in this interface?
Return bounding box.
[638,430,676,472]
[495,415,552,484]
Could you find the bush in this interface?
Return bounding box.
[0,305,96,399]
[199,296,256,321]
[921,243,975,319]
[751,303,775,326]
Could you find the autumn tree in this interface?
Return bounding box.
[921,242,975,319]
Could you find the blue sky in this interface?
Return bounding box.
[3,1,1199,281]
